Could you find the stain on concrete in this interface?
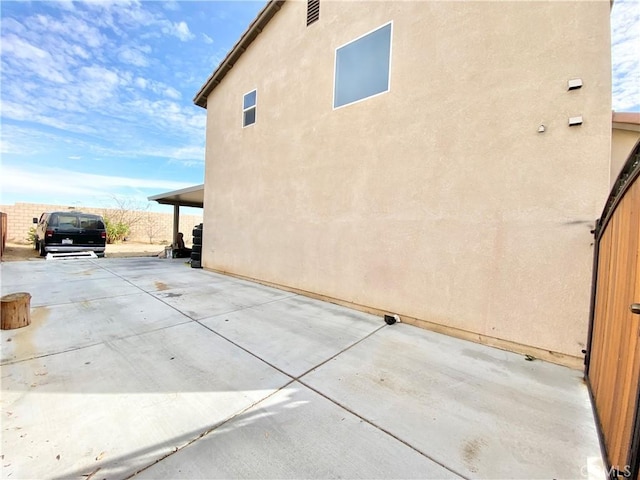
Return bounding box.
[155,282,170,291]
[9,306,50,363]
[460,348,502,364]
[31,306,51,325]
[161,292,182,298]
[462,437,485,473]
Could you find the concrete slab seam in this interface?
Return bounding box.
[87,261,203,322]
[0,319,196,366]
[294,324,387,380]
[92,261,298,323]
[193,293,301,324]
[194,319,297,380]
[28,291,142,309]
[195,320,387,384]
[122,378,298,479]
[296,376,469,480]
[1,341,104,366]
[293,324,469,479]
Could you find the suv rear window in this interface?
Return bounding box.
[54,214,79,228]
[79,216,105,229]
[49,213,105,229]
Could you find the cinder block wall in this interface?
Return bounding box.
[0,203,203,245]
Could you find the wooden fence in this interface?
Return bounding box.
[587,142,640,479]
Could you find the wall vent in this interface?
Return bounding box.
[569,115,583,126]
[307,0,320,26]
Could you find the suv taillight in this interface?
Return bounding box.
[101,232,106,240]
[46,229,54,237]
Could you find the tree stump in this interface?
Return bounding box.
[1,292,32,330]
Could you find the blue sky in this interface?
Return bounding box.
[1,0,639,213]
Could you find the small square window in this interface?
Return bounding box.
[243,89,257,127]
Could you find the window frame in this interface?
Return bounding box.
[332,21,393,110]
[242,89,257,128]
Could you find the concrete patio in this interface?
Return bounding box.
[1,257,602,479]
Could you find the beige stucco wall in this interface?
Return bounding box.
[202,1,612,360]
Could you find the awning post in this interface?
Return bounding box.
[173,205,180,246]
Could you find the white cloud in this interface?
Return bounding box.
[127,98,206,136]
[0,101,96,134]
[80,65,120,84]
[76,65,123,105]
[133,76,182,100]
[162,20,194,41]
[29,13,106,48]
[118,46,150,67]
[1,165,194,202]
[164,87,182,100]
[0,0,228,189]
[174,21,193,41]
[167,146,205,166]
[1,124,204,173]
[135,77,148,89]
[1,33,49,60]
[80,0,154,29]
[140,144,205,166]
[1,17,27,34]
[611,0,640,111]
[0,139,27,155]
[1,34,69,83]
[163,1,180,12]
[51,0,76,12]
[71,44,91,60]
[202,33,214,45]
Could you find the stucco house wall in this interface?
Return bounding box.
[200,0,612,365]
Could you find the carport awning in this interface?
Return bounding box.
[148,184,204,208]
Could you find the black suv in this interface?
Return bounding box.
[33,212,106,257]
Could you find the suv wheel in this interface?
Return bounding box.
[39,241,46,257]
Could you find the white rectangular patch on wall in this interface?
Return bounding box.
[568,116,583,126]
[568,78,583,90]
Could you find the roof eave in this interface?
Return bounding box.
[612,111,640,126]
[148,184,205,208]
[193,0,285,109]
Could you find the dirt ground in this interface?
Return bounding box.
[1,241,169,262]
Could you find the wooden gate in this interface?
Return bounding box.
[587,144,640,479]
